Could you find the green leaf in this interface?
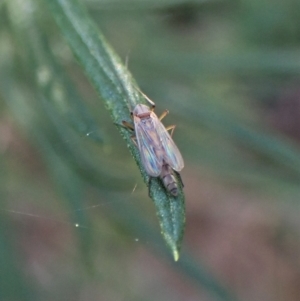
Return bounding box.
[0,58,235,301]
[6,0,133,191]
[43,0,186,259]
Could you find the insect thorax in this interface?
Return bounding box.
[133,104,151,116]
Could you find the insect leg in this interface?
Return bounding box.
[121,120,135,131]
[114,122,133,132]
[131,135,138,147]
[174,171,184,188]
[116,122,137,145]
[165,124,176,137]
[122,120,137,146]
[159,110,169,121]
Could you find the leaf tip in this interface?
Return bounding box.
[173,248,180,262]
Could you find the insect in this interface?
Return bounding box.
[122,92,184,196]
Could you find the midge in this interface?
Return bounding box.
[122,91,184,196]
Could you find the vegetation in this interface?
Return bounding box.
[1,0,300,300]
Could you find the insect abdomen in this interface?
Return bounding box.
[160,163,179,196]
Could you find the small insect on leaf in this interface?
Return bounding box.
[122,91,184,196]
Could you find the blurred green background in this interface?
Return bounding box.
[1,0,300,300]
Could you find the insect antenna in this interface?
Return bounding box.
[134,86,156,110]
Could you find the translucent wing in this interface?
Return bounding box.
[134,116,162,177]
[152,114,184,171]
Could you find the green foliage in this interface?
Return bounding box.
[44,0,185,260]
[1,0,300,300]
